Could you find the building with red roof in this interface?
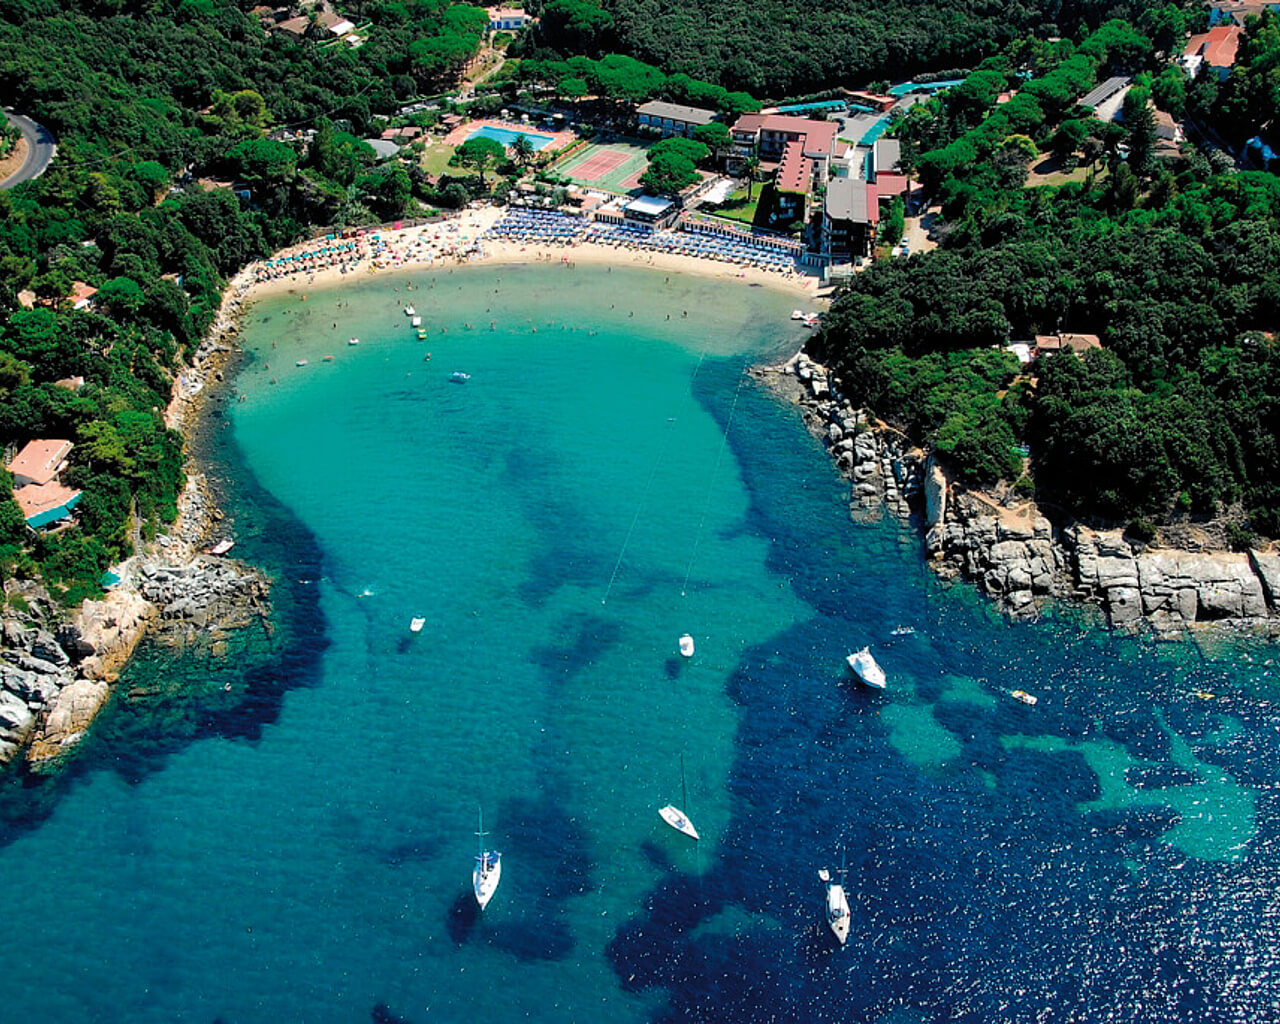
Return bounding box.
[730,114,840,226]
[6,439,81,530]
[1183,25,1243,80]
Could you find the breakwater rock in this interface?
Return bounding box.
[5,553,269,769]
[1,479,270,770]
[756,352,1280,635]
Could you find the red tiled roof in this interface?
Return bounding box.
[1185,25,1242,67]
[12,480,81,521]
[731,114,838,159]
[867,182,879,225]
[775,140,813,193]
[731,113,768,135]
[874,173,909,198]
[7,439,73,486]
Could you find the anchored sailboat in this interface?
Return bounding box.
[473,807,501,910]
[658,753,700,841]
[819,854,851,946]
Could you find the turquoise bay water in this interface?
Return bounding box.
[0,263,1278,1023]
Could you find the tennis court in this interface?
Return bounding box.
[556,140,651,193]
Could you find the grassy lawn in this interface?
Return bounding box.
[421,141,461,178]
[706,186,760,226]
[1027,154,1110,188]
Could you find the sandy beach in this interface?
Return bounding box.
[237,206,830,306]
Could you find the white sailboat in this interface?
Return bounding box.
[658,753,700,840]
[473,807,501,910]
[819,861,851,946]
[679,633,695,658]
[846,646,886,689]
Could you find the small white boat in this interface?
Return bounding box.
[791,309,804,320]
[679,634,695,658]
[296,358,308,366]
[411,316,422,327]
[450,371,471,382]
[890,625,916,637]
[819,866,851,946]
[473,807,501,910]
[846,647,886,689]
[1010,689,1038,706]
[410,617,425,633]
[206,538,235,556]
[348,337,360,345]
[658,804,699,841]
[660,753,699,840]
[404,305,416,316]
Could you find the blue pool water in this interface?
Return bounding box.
[468,124,556,150]
[0,264,1277,1022]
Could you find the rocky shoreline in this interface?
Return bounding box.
[0,267,270,770]
[754,353,1280,637]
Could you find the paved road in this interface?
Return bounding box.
[0,110,56,189]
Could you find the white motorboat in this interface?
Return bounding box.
[411,316,422,327]
[846,647,886,689]
[819,866,851,945]
[348,337,360,345]
[295,358,308,366]
[450,371,471,382]
[679,634,695,658]
[890,625,915,636]
[1010,689,1038,706]
[410,617,425,633]
[791,309,804,320]
[473,807,501,910]
[404,305,416,316]
[659,753,699,840]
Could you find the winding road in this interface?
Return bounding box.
[1,109,56,189]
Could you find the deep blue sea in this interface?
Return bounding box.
[1,263,1278,1023]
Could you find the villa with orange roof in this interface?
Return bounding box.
[6,439,82,529]
[1183,25,1243,80]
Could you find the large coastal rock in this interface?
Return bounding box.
[936,491,1066,616]
[758,349,1280,634]
[0,551,270,769]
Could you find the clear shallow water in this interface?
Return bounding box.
[0,264,1278,1023]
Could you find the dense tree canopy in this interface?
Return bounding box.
[811,21,1280,534]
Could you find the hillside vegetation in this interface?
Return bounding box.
[810,17,1280,541]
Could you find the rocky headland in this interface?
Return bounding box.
[755,352,1280,637]
[0,266,269,770]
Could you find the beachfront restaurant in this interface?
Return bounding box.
[623,195,677,228]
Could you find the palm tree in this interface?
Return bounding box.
[511,133,535,172]
[744,154,760,201]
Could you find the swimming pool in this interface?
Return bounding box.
[466,125,556,150]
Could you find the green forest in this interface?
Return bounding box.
[810,14,1280,542]
[1,0,1279,606]
[524,0,1153,96]
[0,0,499,602]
